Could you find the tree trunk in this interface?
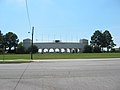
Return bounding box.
[9,47,11,53]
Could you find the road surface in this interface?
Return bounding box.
[0,58,120,90]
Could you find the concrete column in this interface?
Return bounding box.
[46,48,49,53]
[79,48,81,53]
[53,48,55,53]
[59,48,61,53]
[69,48,72,53]
[64,48,67,53]
[48,48,50,53]
[75,48,78,53]
[41,48,44,54]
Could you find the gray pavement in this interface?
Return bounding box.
[0,58,120,90]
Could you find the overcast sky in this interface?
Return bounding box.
[0,0,120,46]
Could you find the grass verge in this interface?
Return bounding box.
[0,60,32,63]
[0,53,120,61]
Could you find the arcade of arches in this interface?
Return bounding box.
[38,48,82,53]
[23,38,88,53]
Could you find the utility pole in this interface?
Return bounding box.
[31,26,34,60]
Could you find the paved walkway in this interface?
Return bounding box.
[0,58,120,90]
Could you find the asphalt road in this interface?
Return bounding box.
[0,58,120,90]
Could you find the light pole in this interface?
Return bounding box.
[31,26,34,60]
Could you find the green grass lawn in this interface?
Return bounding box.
[0,53,120,61]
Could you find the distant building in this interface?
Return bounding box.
[112,46,120,51]
[80,39,88,45]
[23,39,88,53]
[23,38,32,49]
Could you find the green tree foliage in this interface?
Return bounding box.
[93,46,101,53]
[83,45,93,53]
[90,30,115,51]
[26,45,38,54]
[0,31,3,53]
[102,30,116,51]
[16,42,26,54]
[4,32,19,53]
[0,31,3,48]
[90,30,103,47]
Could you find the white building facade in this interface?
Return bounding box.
[23,39,88,53]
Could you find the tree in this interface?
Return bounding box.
[26,45,38,54]
[16,42,26,54]
[0,31,3,53]
[4,32,19,53]
[0,31,3,48]
[93,46,101,53]
[102,30,113,51]
[110,40,116,49]
[90,30,103,47]
[90,30,115,52]
[83,45,93,53]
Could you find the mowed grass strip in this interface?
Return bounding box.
[0,53,120,60]
[0,54,30,60]
[34,53,120,59]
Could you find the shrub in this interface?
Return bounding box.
[93,46,101,53]
[83,45,93,53]
[16,46,26,54]
[26,45,38,54]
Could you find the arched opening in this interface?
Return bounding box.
[55,48,60,53]
[38,49,42,53]
[77,48,81,53]
[71,48,78,53]
[61,48,65,53]
[49,48,54,53]
[43,48,49,53]
[67,48,71,53]
[71,48,75,53]
[75,48,78,53]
